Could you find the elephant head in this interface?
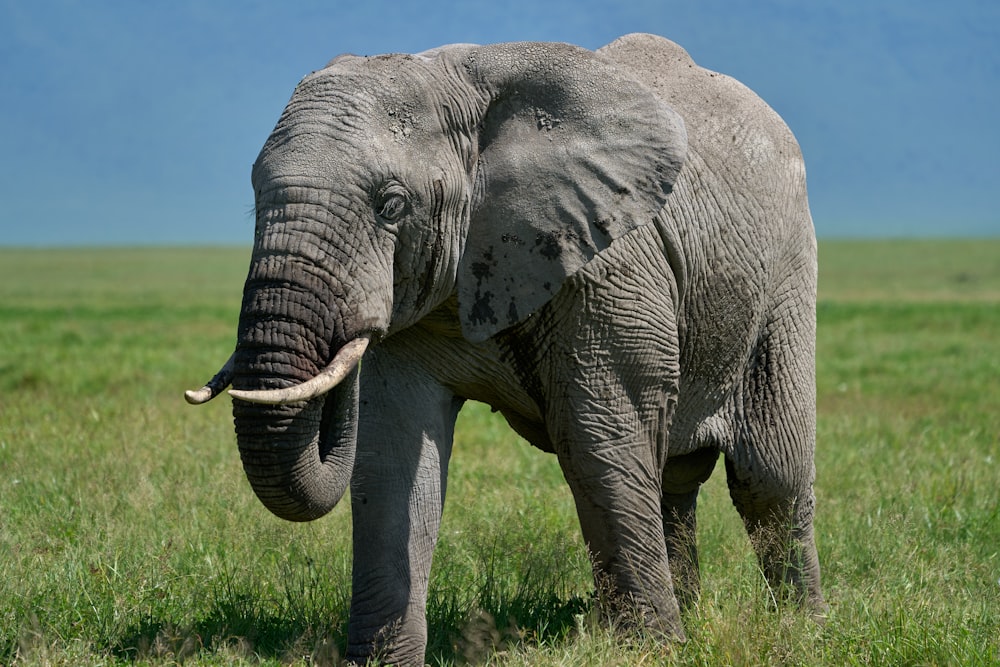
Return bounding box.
[186,41,686,522]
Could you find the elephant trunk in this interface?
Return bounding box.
[230,253,362,521]
[232,364,359,522]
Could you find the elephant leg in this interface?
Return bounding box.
[544,355,684,638]
[725,458,822,610]
[347,344,463,665]
[727,317,824,614]
[660,447,720,611]
[557,436,685,640]
[539,336,683,637]
[502,225,685,638]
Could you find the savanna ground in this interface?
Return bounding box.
[1,240,998,666]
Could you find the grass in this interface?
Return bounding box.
[1,239,998,665]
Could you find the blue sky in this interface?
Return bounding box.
[1,0,997,245]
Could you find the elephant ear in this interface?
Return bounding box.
[455,41,687,342]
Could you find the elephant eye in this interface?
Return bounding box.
[375,184,410,223]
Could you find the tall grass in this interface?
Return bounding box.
[1,240,998,665]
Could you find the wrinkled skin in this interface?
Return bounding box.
[202,33,823,665]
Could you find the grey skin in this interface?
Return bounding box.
[188,33,823,665]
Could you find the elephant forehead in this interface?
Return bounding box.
[256,101,403,182]
[275,74,450,153]
[304,55,444,108]
[253,127,368,190]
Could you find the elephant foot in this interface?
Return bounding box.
[593,576,687,644]
[804,595,830,625]
[606,605,688,646]
[647,613,687,643]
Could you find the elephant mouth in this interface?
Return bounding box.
[185,336,370,407]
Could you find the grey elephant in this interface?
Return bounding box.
[187,32,823,664]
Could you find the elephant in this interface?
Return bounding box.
[187,32,823,664]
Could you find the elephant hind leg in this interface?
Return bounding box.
[725,460,823,610]
[727,316,825,613]
[660,446,720,611]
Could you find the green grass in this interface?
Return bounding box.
[1,240,998,665]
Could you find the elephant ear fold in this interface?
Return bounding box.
[455,42,686,343]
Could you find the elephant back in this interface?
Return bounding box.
[598,33,811,241]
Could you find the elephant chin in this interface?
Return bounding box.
[233,365,360,522]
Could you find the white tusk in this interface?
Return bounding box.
[184,352,236,405]
[228,336,370,405]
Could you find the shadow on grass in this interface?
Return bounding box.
[108,526,590,663]
[115,600,345,664]
[426,591,589,665]
[112,588,589,665]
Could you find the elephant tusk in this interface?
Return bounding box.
[228,336,370,405]
[184,352,236,405]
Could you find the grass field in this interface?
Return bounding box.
[1,240,998,665]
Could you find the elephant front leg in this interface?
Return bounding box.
[499,227,686,639]
[542,366,684,638]
[544,356,685,639]
[347,346,463,666]
[558,434,684,640]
